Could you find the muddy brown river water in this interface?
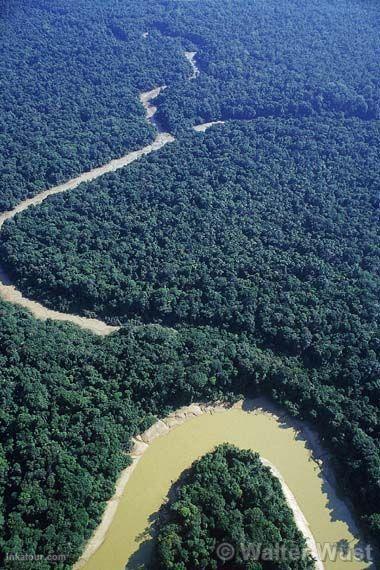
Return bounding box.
[77,401,371,570]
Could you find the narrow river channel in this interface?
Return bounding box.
[78,401,370,570]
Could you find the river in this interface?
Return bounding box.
[184,51,200,79]
[1,50,374,570]
[76,400,371,570]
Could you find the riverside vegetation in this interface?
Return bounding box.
[0,0,379,568]
[155,444,315,569]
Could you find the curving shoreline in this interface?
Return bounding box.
[0,88,171,234]
[0,42,375,570]
[194,120,225,132]
[0,265,120,335]
[261,458,323,570]
[74,398,326,570]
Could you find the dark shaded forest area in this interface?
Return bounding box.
[154,0,380,131]
[0,0,187,211]
[1,0,379,209]
[4,118,378,343]
[0,0,379,568]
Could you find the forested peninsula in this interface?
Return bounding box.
[155,444,315,569]
[0,0,379,569]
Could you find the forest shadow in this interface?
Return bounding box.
[0,264,13,286]
[125,467,191,569]
[124,511,157,570]
[125,538,154,570]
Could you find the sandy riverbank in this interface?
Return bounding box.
[0,266,119,335]
[0,89,171,234]
[184,51,200,79]
[193,120,225,132]
[261,457,323,570]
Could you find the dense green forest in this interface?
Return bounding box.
[0,300,245,568]
[155,444,315,569]
[0,299,379,567]
[0,0,188,211]
[154,0,380,132]
[2,116,379,562]
[0,0,380,568]
[4,117,378,345]
[1,0,380,210]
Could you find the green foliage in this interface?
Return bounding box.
[4,119,378,360]
[0,301,260,567]
[0,300,378,567]
[2,0,380,210]
[3,120,379,530]
[154,0,380,131]
[155,444,315,569]
[0,0,188,211]
[0,0,379,567]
